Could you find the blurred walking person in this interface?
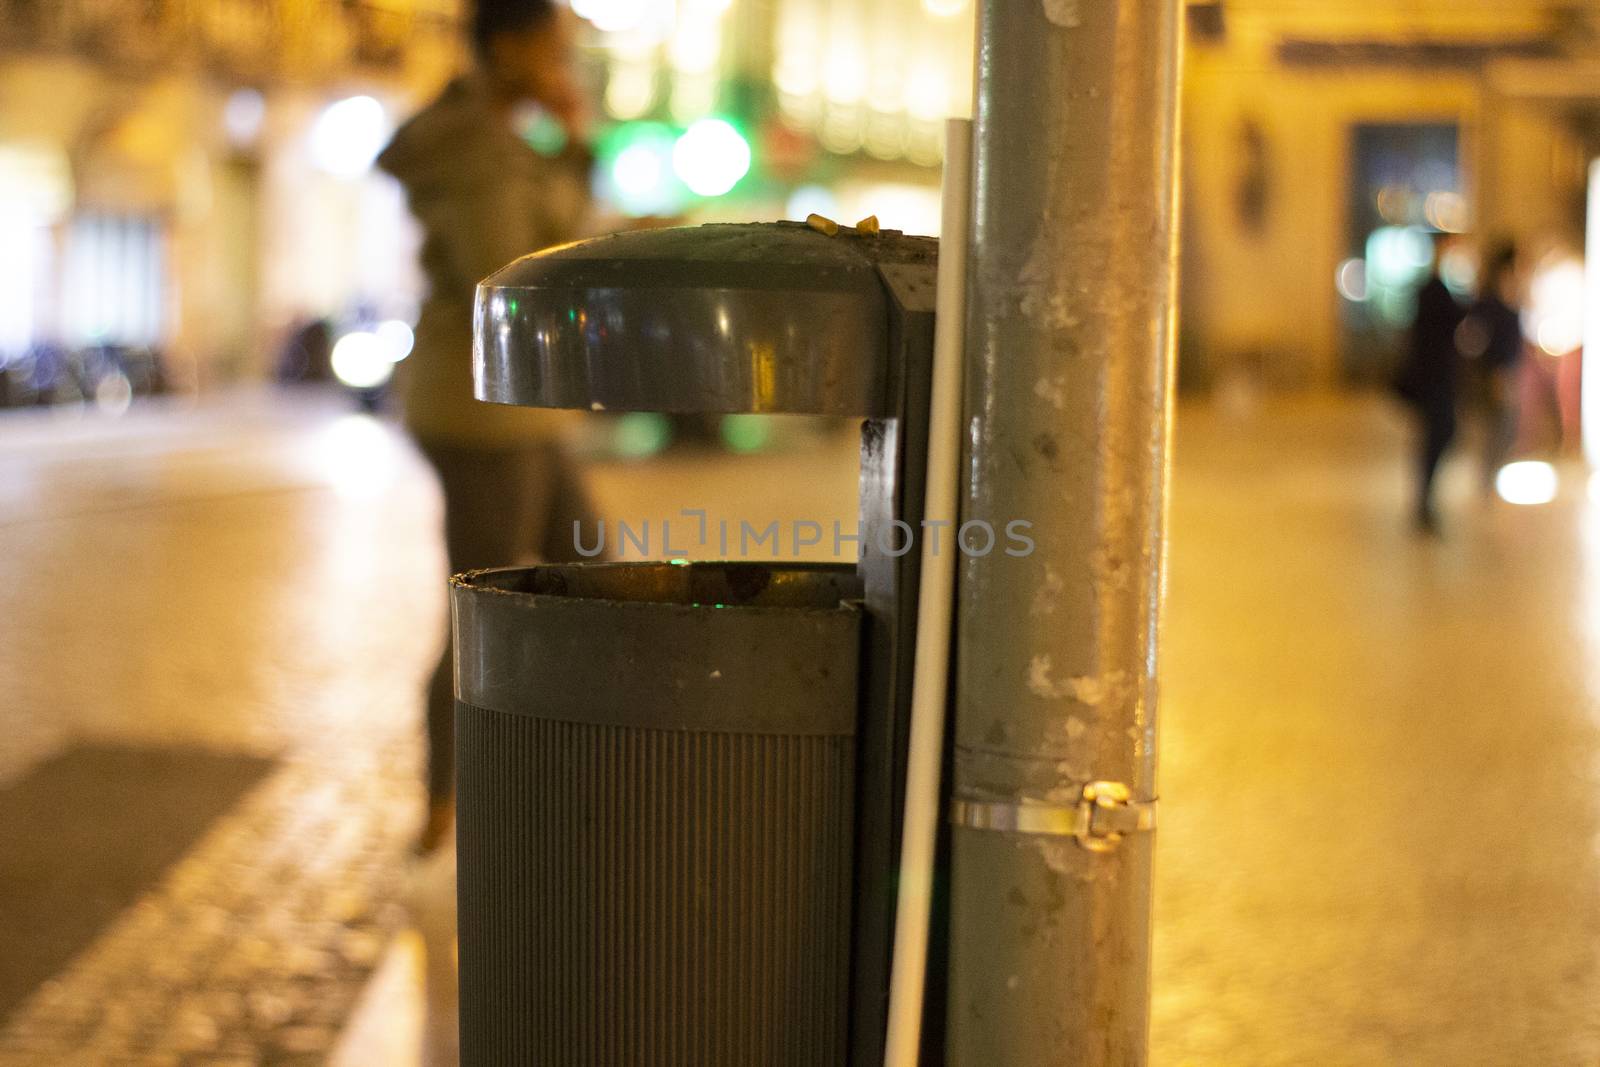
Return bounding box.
[1395,236,1465,534]
[1460,241,1524,492]
[378,0,599,854]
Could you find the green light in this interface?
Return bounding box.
[720,414,774,454]
[598,121,684,217]
[613,143,664,198]
[612,412,673,459]
[673,118,752,198]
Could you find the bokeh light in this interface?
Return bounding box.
[613,412,673,458]
[1423,191,1467,233]
[330,331,393,389]
[604,64,657,119]
[599,122,683,216]
[571,0,654,34]
[1365,225,1436,325]
[94,372,133,416]
[1496,461,1559,506]
[720,414,774,454]
[614,144,663,200]
[309,96,388,178]
[1335,258,1367,302]
[0,142,73,223]
[375,320,414,363]
[223,89,266,149]
[672,118,751,197]
[1526,256,1586,357]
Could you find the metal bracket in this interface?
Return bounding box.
[948,781,1156,852]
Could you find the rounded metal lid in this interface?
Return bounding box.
[472,222,897,416]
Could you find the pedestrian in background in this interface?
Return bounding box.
[1459,240,1524,493]
[378,0,601,853]
[1395,235,1465,534]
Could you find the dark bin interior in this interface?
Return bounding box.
[458,559,864,611]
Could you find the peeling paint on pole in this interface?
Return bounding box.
[948,0,1182,1064]
[1040,0,1082,29]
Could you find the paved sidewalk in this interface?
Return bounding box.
[0,394,439,1066]
[1153,397,1600,1065]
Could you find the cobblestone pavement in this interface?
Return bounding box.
[3,392,1600,1065]
[0,394,440,1066]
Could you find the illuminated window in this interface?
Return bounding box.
[61,214,166,349]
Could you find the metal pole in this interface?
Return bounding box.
[947,2,1182,1064]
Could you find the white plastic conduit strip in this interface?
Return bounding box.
[882,115,973,1067]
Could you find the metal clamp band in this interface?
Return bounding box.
[949,781,1156,852]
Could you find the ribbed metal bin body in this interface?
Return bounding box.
[452,563,863,1067]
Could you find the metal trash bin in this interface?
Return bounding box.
[452,561,863,1066]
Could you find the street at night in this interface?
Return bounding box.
[6,0,1600,1063]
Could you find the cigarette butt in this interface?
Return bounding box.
[855,215,880,234]
[806,213,840,236]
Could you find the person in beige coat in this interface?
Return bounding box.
[378,0,599,852]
